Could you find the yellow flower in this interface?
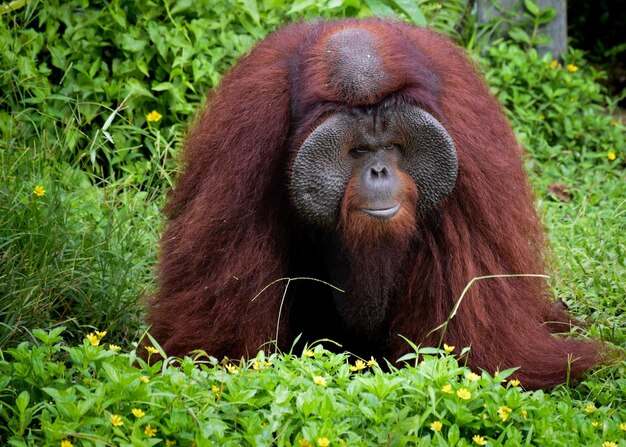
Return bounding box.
[592,422,600,427]
[620,422,626,431]
[61,440,73,447]
[610,120,619,127]
[509,379,520,387]
[166,441,176,446]
[585,404,596,414]
[566,64,579,73]
[443,343,455,353]
[521,408,527,418]
[549,60,561,69]
[441,384,453,394]
[456,388,471,400]
[430,420,443,432]
[211,384,221,393]
[304,349,315,358]
[252,360,262,370]
[86,333,99,346]
[146,110,162,122]
[140,375,150,383]
[367,357,378,368]
[95,330,107,338]
[109,414,124,426]
[607,151,617,161]
[108,344,121,351]
[132,408,145,418]
[350,359,367,372]
[467,372,480,382]
[602,442,617,447]
[145,424,157,437]
[145,346,159,355]
[313,375,327,387]
[225,364,238,374]
[472,434,487,445]
[317,438,330,447]
[33,185,46,197]
[299,440,312,447]
[497,406,512,422]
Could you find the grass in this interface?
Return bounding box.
[0,0,625,445]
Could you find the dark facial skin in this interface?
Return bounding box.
[290,104,458,229]
[349,144,402,220]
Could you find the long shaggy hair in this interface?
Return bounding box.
[148,18,599,389]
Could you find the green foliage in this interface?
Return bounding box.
[1,0,625,444]
[0,141,160,348]
[1,330,626,446]
[482,44,623,169]
[0,0,466,184]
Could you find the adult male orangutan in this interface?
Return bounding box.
[147,18,599,389]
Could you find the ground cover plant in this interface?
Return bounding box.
[0,0,624,445]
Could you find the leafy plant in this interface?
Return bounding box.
[1,329,626,446]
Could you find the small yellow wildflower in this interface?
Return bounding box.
[585,404,596,414]
[146,110,163,122]
[145,424,157,437]
[592,422,600,427]
[252,360,262,370]
[350,359,367,372]
[521,408,527,418]
[456,388,471,400]
[367,357,378,368]
[610,120,619,127]
[472,434,487,445]
[95,330,107,338]
[313,375,327,387]
[441,384,453,394]
[225,364,238,374]
[109,414,124,427]
[61,440,73,447]
[549,60,561,69]
[497,406,512,422]
[140,375,150,383]
[607,151,617,161]
[602,442,617,447]
[304,349,315,358]
[211,384,221,393]
[317,438,330,447]
[467,372,480,382]
[509,379,520,387]
[132,408,145,418]
[33,185,46,197]
[166,441,176,446]
[443,343,455,353]
[299,440,313,447]
[620,422,626,431]
[430,420,443,432]
[566,64,579,73]
[109,344,121,351]
[145,346,159,355]
[86,333,99,346]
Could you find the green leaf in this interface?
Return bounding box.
[391,0,426,25]
[524,0,539,16]
[363,0,396,17]
[15,391,29,415]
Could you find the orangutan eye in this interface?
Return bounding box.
[349,147,370,158]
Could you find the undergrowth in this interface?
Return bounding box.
[0,0,625,445]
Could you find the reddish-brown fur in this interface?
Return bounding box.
[148,18,599,389]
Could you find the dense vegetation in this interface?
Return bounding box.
[0,0,624,445]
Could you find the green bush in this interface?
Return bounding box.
[1,329,625,446]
